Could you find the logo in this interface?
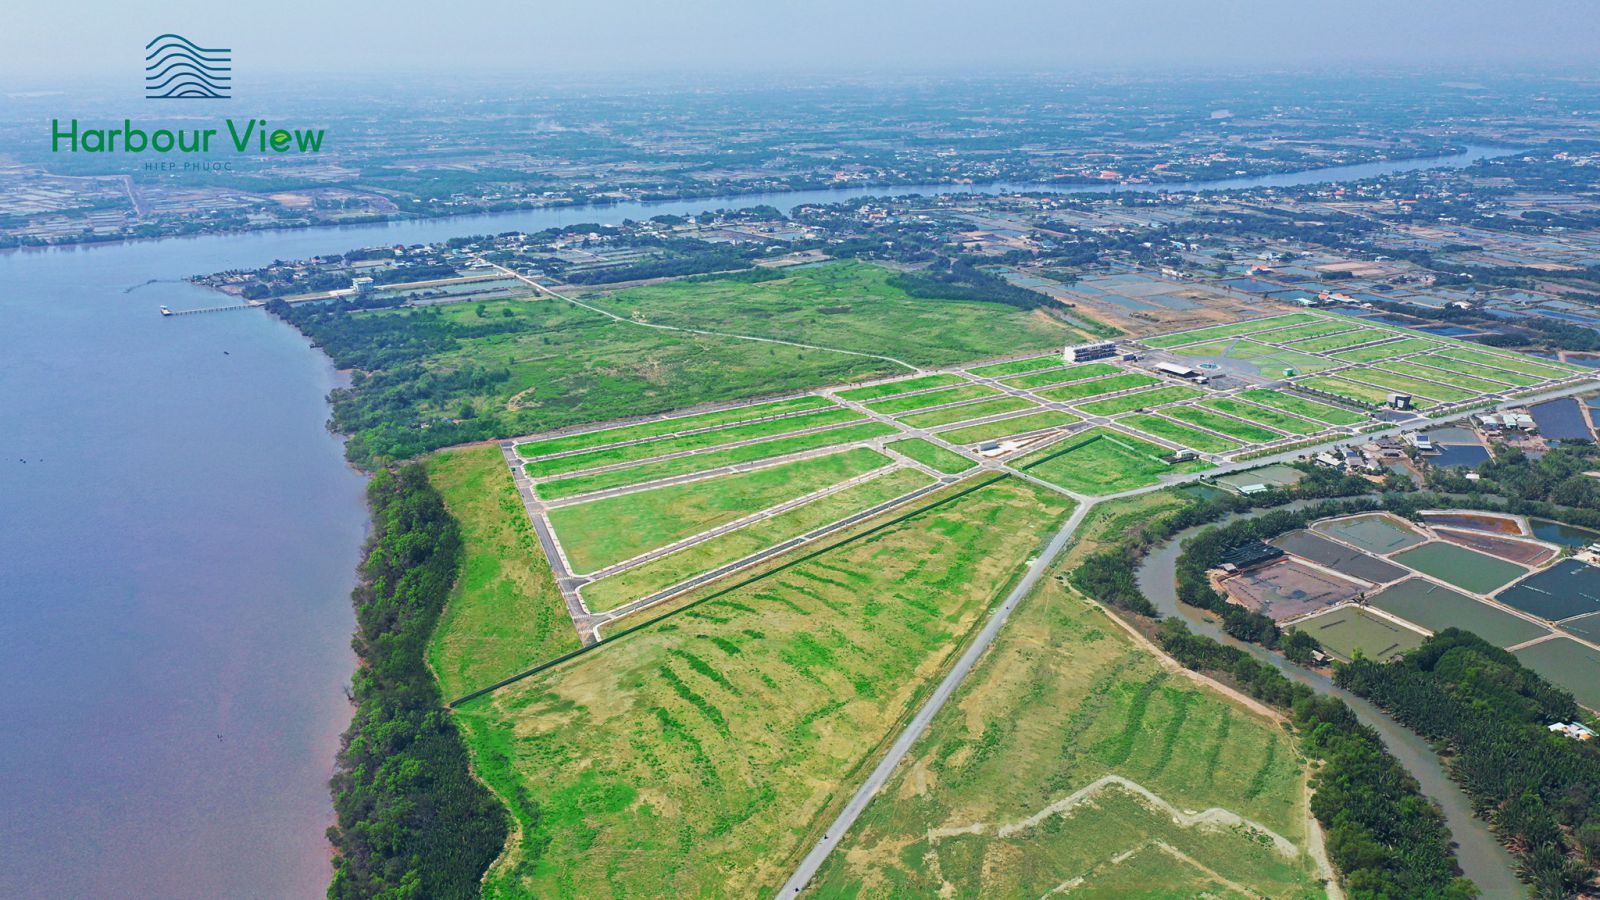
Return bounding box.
[145,34,231,99]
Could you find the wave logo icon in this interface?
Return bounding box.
[145,34,231,99]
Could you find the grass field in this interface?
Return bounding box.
[534,421,898,500]
[514,396,834,459]
[863,383,996,415]
[1414,353,1542,387]
[1298,375,1421,408]
[998,361,1121,389]
[1173,339,1336,374]
[937,410,1080,444]
[547,448,892,574]
[897,396,1035,429]
[1163,406,1284,443]
[1251,318,1365,343]
[887,438,976,474]
[1238,390,1366,425]
[1036,372,1160,403]
[810,493,1321,898]
[1141,313,1321,349]
[1329,337,1442,363]
[966,356,1060,378]
[457,477,1075,897]
[1120,414,1242,453]
[426,446,581,700]
[1430,346,1574,379]
[835,373,965,402]
[1372,362,1509,395]
[1075,384,1205,416]
[1281,327,1390,354]
[1199,397,1324,435]
[1391,542,1527,594]
[1017,428,1211,494]
[580,467,934,613]
[520,406,864,478]
[1367,578,1546,647]
[1296,606,1425,661]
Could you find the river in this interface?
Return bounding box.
[1136,515,1525,898]
[0,145,1513,898]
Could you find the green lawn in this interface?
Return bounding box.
[886,438,977,474]
[998,361,1121,390]
[937,410,1080,444]
[1120,414,1242,453]
[1297,375,1423,408]
[1330,338,1442,363]
[835,373,966,402]
[1162,406,1284,443]
[1335,367,1478,403]
[580,467,934,613]
[459,477,1075,897]
[534,421,899,500]
[426,446,581,700]
[1250,318,1366,343]
[1075,385,1204,416]
[546,448,892,574]
[521,406,864,478]
[1429,346,1572,380]
[1281,327,1391,353]
[513,396,834,459]
[1141,313,1322,348]
[1238,389,1366,425]
[966,356,1061,378]
[1199,397,1324,435]
[1414,353,1541,387]
[898,396,1036,429]
[1375,361,1512,395]
[1036,372,1159,403]
[1016,427,1210,494]
[864,383,995,415]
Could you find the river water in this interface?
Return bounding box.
[0,145,1511,898]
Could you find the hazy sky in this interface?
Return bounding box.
[4,0,1598,81]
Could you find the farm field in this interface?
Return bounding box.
[863,383,996,415]
[533,421,898,500]
[1366,579,1547,647]
[1120,414,1241,453]
[1295,606,1425,661]
[1162,406,1284,443]
[897,396,1034,429]
[966,355,1060,378]
[886,438,976,474]
[513,395,834,459]
[937,410,1079,444]
[1238,390,1366,425]
[1035,372,1159,403]
[579,467,934,613]
[1016,427,1210,494]
[1140,313,1321,348]
[456,476,1075,897]
[546,447,892,574]
[426,446,582,700]
[1199,397,1323,434]
[1390,542,1526,595]
[1075,384,1204,416]
[1513,638,1600,711]
[809,493,1322,898]
[998,361,1121,389]
[835,373,965,402]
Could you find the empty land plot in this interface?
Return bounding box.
[1075,385,1205,416]
[1036,373,1159,403]
[1271,530,1408,583]
[1016,427,1209,494]
[534,421,898,500]
[1297,375,1415,408]
[897,396,1034,429]
[1162,406,1283,443]
[1120,414,1241,453]
[937,410,1079,444]
[1239,389,1366,425]
[1513,638,1600,711]
[1331,337,1443,363]
[998,361,1121,389]
[1283,328,1393,354]
[966,356,1060,378]
[546,447,892,574]
[1249,318,1365,343]
[1225,558,1364,621]
[522,406,865,478]
[1199,397,1324,435]
[579,467,934,612]
[1296,606,1424,661]
[1336,367,1477,404]
[1414,353,1541,387]
[1172,339,1335,374]
[1367,578,1547,647]
[1495,559,1600,621]
[1392,542,1526,594]
[835,373,966,402]
[886,438,976,474]
[1430,346,1571,380]
[514,395,834,459]
[809,523,1319,898]
[458,477,1075,897]
[1373,362,1509,394]
[1313,513,1426,555]
[1141,313,1321,348]
[864,383,996,415]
